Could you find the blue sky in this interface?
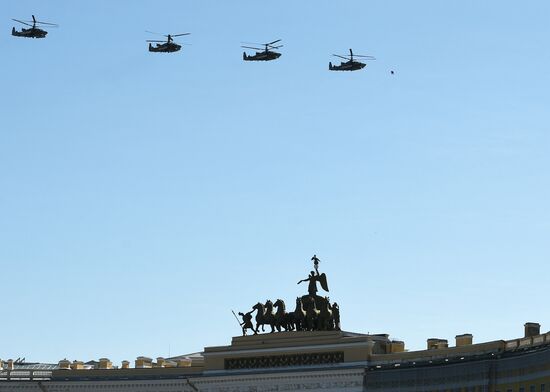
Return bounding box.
[1,0,549,365]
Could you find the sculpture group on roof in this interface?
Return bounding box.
[235,255,341,336]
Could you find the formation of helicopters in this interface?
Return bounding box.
[10,15,388,73]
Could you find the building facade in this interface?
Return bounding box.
[2,323,550,392]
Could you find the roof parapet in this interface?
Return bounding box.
[58,359,71,370]
[455,334,473,347]
[525,322,541,338]
[98,358,112,370]
[135,356,153,369]
[427,338,448,350]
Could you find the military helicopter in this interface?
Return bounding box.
[241,39,283,61]
[329,49,375,71]
[11,15,58,39]
[146,31,190,53]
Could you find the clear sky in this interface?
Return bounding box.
[1,0,549,365]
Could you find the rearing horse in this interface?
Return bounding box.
[302,296,320,331]
[291,297,306,331]
[317,296,333,331]
[253,301,276,333]
[273,299,292,332]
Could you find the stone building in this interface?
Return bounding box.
[1,322,550,392]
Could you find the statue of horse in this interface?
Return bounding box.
[302,296,320,331]
[273,299,292,332]
[264,300,276,332]
[253,300,276,333]
[252,302,265,333]
[317,296,333,331]
[291,297,306,331]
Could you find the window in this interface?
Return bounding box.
[541,385,546,392]
[531,386,536,392]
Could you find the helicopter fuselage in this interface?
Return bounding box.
[243,50,281,61]
[12,27,47,38]
[149,42,181,53]
[329,60,366,71]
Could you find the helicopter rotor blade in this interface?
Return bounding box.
[33,20,58,26]
[333,54,351,60]
[353,55,376,59]
[145,30,165,36]
[146,40,166,43]
[241,41,264,46]
[241,46,263,51]
[269,45,283,49]
[12,19,34,27]
[171,33,190,37]
[242,40,281,47]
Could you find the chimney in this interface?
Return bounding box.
[456,334,473,347]
[7,359,14,370]
[0,359,3,370]
[156,357,166,368]
[135,356,153,369]
[58,359,71,370]
[70,361,84,370]
[389,340,405,353]
[98,358,112,370]
[121,360,130,369]
[427,338,448,350]
[177,358,192,367]
[525,322,541,338]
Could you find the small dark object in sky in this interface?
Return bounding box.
[146,31,190,53]
[391,70,395,75]
[242,39,283,61]
[329,48,375,71]
[11,15,58,39]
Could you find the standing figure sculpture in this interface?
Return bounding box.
[238,310,256,336]
[311,254,321,274]
[297,270,329,297]
[298,255,330,317]
[332,302,341,331]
